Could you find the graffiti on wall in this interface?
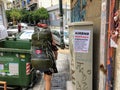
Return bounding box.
[76,62,88,90]
[71,0,87,22]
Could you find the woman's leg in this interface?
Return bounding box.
[44,74,52,90]
[54,51,58,60]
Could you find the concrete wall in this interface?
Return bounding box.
[85,1,101,90]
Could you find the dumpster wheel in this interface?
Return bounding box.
[21,68,42,90]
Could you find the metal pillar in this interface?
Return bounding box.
[59,0,65,49]
[99,0,108,89]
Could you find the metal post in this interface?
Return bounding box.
[59,0,65,49]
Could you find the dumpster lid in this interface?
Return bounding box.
[0,48,31,53]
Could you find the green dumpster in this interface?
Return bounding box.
[0,39,34,88]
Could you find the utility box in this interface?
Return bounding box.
[69,21,93,90]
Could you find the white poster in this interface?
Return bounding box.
[74,30,90,53]
[9,63,19,75]
[0,64,3,70]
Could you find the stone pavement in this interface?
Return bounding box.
[32,48,71,90]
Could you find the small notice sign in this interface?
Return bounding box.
[74,30,90,53]
[0,64,3,70]
[9,63,19,75]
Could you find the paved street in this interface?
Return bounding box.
[28,26,34,30]
[32,48,71,90]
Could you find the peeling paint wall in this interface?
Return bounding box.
[71,0,87,22]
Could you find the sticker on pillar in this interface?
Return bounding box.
[74,30,90,53]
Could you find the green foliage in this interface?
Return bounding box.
[10,9,21,21]
[34,7,49,21]
[6,10,11,22]
[28,11,35,22]
[5,7,49,24]
[20,9,29,22]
